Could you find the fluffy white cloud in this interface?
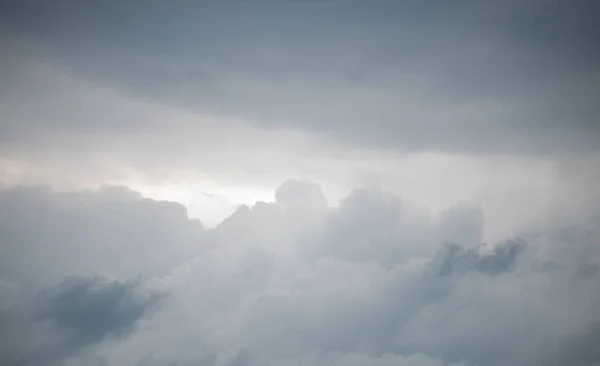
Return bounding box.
[0,180,599,366]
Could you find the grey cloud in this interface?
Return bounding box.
[433,238,526,277]
[0,0,598,157]
[0,185,204,287]
[275,180,328,212]
[551,323,600,366]
[224,350,259,366]
[0,281,38,366]
[435,205,485,249]
[136,354,217,366]
[0,277,159,366]
[577,263,600,279]
[1,180,600,366]
[532,260,563,273]
[2,3,599,362]
[318,189,437,267]
[37,277,160,346]
[131,181,597,366]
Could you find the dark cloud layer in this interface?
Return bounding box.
[1,0,599,156]
[0,181,599,365]
[1,277,158,366]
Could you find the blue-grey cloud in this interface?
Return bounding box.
[551,323,600,366]
[433,238,526,276]
[0,0,598,157]
[1,276,160,366]
[37,277,160,345]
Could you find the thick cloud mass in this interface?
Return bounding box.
[0,180,599,366]
[0,185,204,286]
[1,1,598,364]
[0,0,598,160]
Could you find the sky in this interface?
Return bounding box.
[0,0,599,365]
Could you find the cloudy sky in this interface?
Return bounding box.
[1,0,599,365]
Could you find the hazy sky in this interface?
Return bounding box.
[1,1,599,365]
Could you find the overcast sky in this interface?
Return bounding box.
[1,1,599,365]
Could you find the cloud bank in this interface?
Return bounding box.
[1,0,599,161]
[1,180,599,366]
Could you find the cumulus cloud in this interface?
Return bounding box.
[0,180,599,366]
[0,185,204,287]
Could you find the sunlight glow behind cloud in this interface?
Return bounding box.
[120,180,276,227]
[1,1,599,365]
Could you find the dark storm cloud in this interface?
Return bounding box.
[0,0,598,155]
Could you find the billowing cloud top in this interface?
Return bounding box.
[1,1,599,365]
[1,181,599,365]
